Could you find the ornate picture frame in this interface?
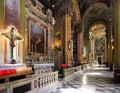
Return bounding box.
[28,18,47,55]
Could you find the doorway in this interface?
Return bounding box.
[97,55,103,64]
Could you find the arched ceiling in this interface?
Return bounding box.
[89,23,106,41]
[79,0,112,40]
[82,3,108,32]
[39,0,113,35]
[39,0,110,21]
[79,0,110,17]
[39,0,63,10]
[90,23,106,32]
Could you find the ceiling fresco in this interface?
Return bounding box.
[39,0,113,39]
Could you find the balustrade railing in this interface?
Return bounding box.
[0,71,58,93]
[37,71,58,88]
[63,62,91,79]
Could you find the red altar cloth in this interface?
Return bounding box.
[0,69,16,75]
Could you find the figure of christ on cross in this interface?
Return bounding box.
[10,27,16,59]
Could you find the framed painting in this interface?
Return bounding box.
[28,20,46,55]
[95,37,105,52]
[5,0,20,31]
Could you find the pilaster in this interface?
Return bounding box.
[114,0,120,82]
[0,0,4,28]
[107,20,112,66]
[77,31,83,64]
[61,4,72,67]
[20,0,26,63]
[114,0,120,66]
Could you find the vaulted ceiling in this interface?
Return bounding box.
[39,0,114,38]
[40,0,64,10]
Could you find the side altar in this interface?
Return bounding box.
[24,0,55,76]
[0,26,33,83]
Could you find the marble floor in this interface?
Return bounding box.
[38,65,120,93]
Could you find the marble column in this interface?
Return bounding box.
[47,23,53,62]
[107,20,112,70]
[46,9,54,62]
[0,0,4,28]
[20,0,26,63]
[104,36,107,64]
[0,0,5,64]
[114,0,120,66]
[114,0,120,82]
[89,36,95,63]
[77,31,83,64]
[61,6,72,67]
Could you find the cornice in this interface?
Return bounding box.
[25,0,53,24]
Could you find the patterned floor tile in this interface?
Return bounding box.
[49,66,120,93]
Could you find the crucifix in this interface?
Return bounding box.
[10,27,15,59]
[1,26,23,60]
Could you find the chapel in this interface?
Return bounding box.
[0,0,120,93]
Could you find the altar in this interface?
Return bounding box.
[0,26,33,83]
[0,64,33,83]
[34,63,54,75]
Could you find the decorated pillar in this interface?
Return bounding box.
[20,0,26,63]
[89,33,95,63]
[114,2,120,66]
[0,0,4,28]
[46,9,54,62]
[61,4,72,67]
[77,31,83,64]
[107,20,113,70]
[91,38,95,62]
[104,36,107,63]
[0,0,5,64]
[114,0,120,82]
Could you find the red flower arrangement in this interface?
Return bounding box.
[61,64,67,68]
[0,69,16,75]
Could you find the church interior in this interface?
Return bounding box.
[0,0,120,93]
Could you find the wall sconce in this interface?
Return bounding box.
[112,45,114,50]
[55,42,58,50]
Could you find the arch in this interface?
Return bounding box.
[81,2,109,35]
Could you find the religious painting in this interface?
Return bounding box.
[95,37,105,52]
[28,21,46,55]
[5,0,20,32]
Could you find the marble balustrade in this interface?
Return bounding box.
[0,71,58,93]
[37,71,58,88]
[63,67,74,78]
[63,63,91,79]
